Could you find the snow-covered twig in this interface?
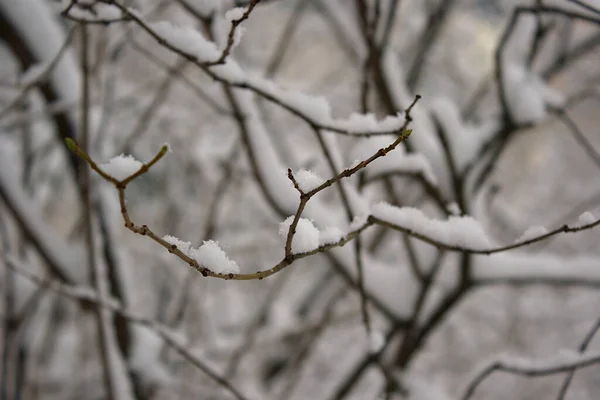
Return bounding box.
[66,122,600,284]
[495,4,600,127]
[0,26,76,120]
[5,258,251,400]
[65,92,416,280]
[370,204,600,255]
[94,0,409,137]
[0,148,86,284]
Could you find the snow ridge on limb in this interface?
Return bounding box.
[91,1,409,136]
[0,146,86,284]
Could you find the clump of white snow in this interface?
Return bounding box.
[319,226,345,245]
[100,154,143,180]
[371,203,493,250]
[225,7,246,22]
[163,236,239,274]
[430,96,498,171]
[129,327,171,389]
[150,21,221,62]
[578,211,596,225]
[279,217,320,253]
[447,202,461,216]
[223,7,246,49]
[517,225,548,242]
[369,329,385,353]
[503,63,565,124]
[294,168,324,192]
[192,240,240,274]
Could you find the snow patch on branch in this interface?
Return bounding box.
[100,154,143,180]
[279,217,320,253]
[516,225,548,242]
[0,0,81,109]
[151,21,221,61]
[224,7,246,47]
[430,96,498,171]
[163,236,240,274]
[578,211,596,225]
[319,226,345,245]
[371,203,494,250]
[503,63,565,124]
[244,75,406,134]
[129,326,171,390]
[135,12,407,135]
[294,169,324,192]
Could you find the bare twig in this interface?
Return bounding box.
[80,22,118,400]
[556,108,600,170]
[461,351,600,400]
[265,0,311,77]
[406,0,458,91]
[568,0,600,15]
[556,316,600,400]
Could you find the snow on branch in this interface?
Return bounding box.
[460,350,600,400]
[370,202,600,255]
[96,0,409,136]
[495,4,600,126]
[0,0,81,112]
[163,236,240,274]
[5,258,250,400]
[0,26,77,119]
[66,118,600,284]
[502,63,565,125]
[65,105,414,280]
[371,203,493,250]
[99,154,144,181]
[0,148,86,284]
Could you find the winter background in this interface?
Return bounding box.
[1,0,600,399]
